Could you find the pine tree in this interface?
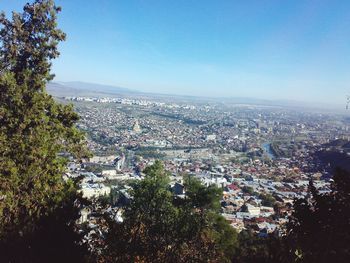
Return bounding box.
[0,1,90,261]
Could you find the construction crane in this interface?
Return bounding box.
[347,96,350,110]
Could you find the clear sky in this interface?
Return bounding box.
[2,0,350,106]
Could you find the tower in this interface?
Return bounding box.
[132,119,141,133]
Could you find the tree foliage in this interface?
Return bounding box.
[0,1,89,261]
[258,193,276,207]
[100,161,238,262]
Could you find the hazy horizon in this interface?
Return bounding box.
[48,80,346,114]
[2,0,350,106]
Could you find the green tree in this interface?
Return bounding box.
[101,161,238,262]
[259,193,276,207]
[183,174,239,262]
[183,174,222,212]
[242,186,255,195]
[103,161,181,262]
[209,213,239,261]
[0,1,90,261]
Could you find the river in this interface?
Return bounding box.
[262,142,277,159]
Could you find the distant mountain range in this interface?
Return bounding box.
[47,81,136,97]
[47,81,344,113]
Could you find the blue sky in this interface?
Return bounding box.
[2,0,350,106]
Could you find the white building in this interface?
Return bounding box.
[80,183,111,199]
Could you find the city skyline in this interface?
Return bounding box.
[2,0,350,107]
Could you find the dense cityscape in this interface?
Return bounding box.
[62,95,350,240]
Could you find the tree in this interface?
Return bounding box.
[103,161,182,262]
[183,174,222,212]
[287,168,350,263]
[258,193,276,207]
[234,230,289,263]
[209,213,239,261]
[242,186,255,195]
[100,161,238,262]
[183,174,239,262]
[0,1,90,261]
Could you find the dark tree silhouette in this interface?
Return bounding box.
[287,168,350,263]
